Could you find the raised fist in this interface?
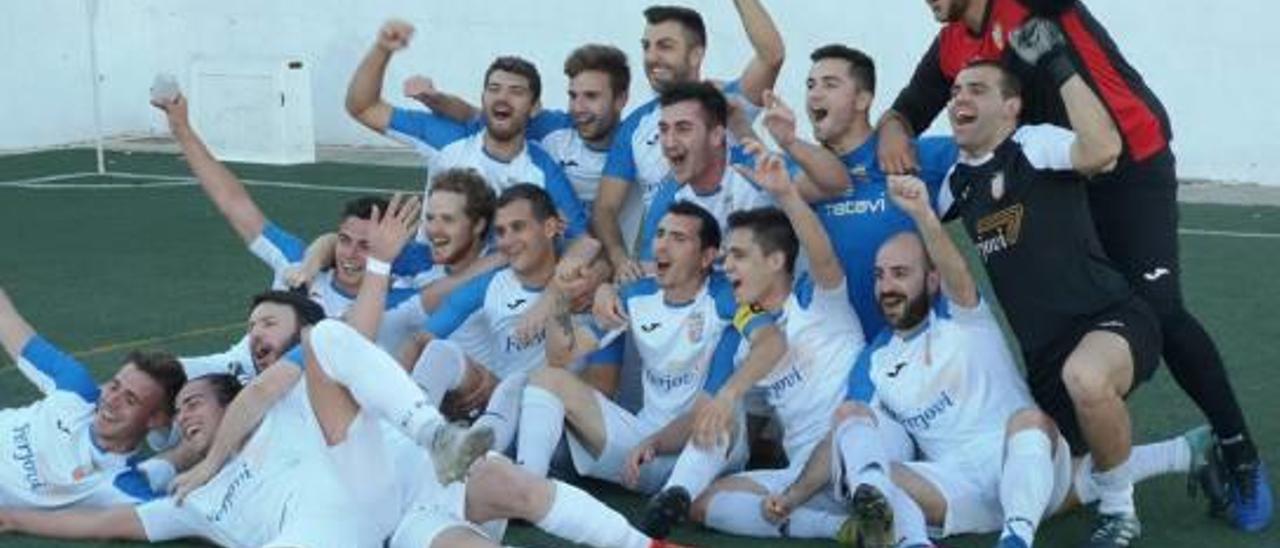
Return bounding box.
[377,19,415,52]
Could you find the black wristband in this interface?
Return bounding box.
[1046,50,1077,88]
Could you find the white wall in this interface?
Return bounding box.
[1,0,1277,184]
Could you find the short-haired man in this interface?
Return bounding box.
[0,287,185,509]
[347,20,588,239]
[517,200,783,496]
[932,30,1164,543]
[597,1,785,281]
[878,2,1270,530]
[765,44,957,339]
[640,147,863,540]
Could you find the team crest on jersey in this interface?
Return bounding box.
[685,311,705,343]
[989,171,1007,200]
[993,22,1006,51]
[849,164,870,184]
[71,464,96,482]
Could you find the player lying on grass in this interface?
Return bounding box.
[761,177,1214,548]
[0,287,185,510]
[517,200,782,495]
[636,141,865,540]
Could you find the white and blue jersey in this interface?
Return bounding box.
[740,276,864,455]
[858,297,1032,470]
[0,336,156,509]
[603,80,761,235]
[387,108,588,240]
[248,220,434,356]
[605,273,762,427]
[809,136,957,339]
[425,267,619,380]
[636,146,772,262]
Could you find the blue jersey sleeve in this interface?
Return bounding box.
[584,333,625,368]
[531,149,589,240]
[618,278,660,317]
[259,221,307,263]
[112,465,163,503]
[387,108,476,153]
[391,241,435,278]
[424,269,499,338]
[282,346,305,370]
[636,179,679,262]
[702,326,741,395]
[527,110,574,141]
[915,136,959,206]
[846,330,890,402]
[602,103,653,183]
[18,335,99,402]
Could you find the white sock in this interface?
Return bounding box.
[664,440,731,499]
[308,320,444,447]
[835,416,889,495]
[412,339,468,406]
[475,373,527,453]
[1092,458,1135,516]
[536,480,651,548]
[703,491,844,538]
[1130,436,1192,478]
[999,429,1055,543]
[886,483,931,547]
[516,385,564,476]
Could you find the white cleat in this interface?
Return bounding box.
[430,422,494,485]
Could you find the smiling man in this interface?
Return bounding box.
[347,19,588,240]
[0,287,185,510]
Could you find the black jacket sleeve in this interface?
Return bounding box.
[1017,0,1074,16]
[888,36,951,136]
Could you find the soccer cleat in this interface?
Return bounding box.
[639,486,691,540]
[1083,512,1140,547]
[848,483,896,548]
[1225,460,1274,532]
[430,421,494,484]
[1184,425,1230,513]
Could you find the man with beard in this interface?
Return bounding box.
[516,201,784,497]
[877,0,1270,531]
[596,2,784,282]
[763,44,958,339]
[0,288,185,510]
[347,19,588,239]
[638,145,861,540]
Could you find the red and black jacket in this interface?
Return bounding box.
[890,0,1171,163]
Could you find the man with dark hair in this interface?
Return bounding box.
[640,145,862,540]
[760,43,957,339]
[596,0,785,283]
[933,37,1162,543]
[877,1,1270,531]
[518,199,783,503]
[346,19,588,239]
[632,82,771,265]
[0,287,184,510]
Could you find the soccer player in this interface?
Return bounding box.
[878,1,1270,530]
[0,287,185,510]
[347,19,588,239]
[933,28,1162,542]
[767,44,958,339]
[632,81,774,265]
[517,200,784,494]
[596,1,784,282]
[405,184,619,438]
[640,145,864,540]
[152,94,432,359]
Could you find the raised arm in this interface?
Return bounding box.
[0,287,35,362]
[731,0,785,106]
[346,19,415,133]
[693,318,785,448]
[0,288,97,399]
[879,37,951,175]
[403,75,480,122]
[759,90,851,202]
[0,506,146,541]
[152,95,265,244]
[346,194,421,339]
[739,139,844,290]
[887,175,978,307]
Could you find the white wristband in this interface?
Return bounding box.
[366,257,392,276]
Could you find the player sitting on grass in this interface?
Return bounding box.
[0,288,185,510]
[517,200,784,494]
[762,176,1215,548]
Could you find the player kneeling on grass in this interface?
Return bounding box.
[640,143,864,540]
[516,200,763,493]
[0,287,185,510]
[759,175,1213,548]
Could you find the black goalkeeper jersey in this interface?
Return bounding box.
[942,125,1132,353]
